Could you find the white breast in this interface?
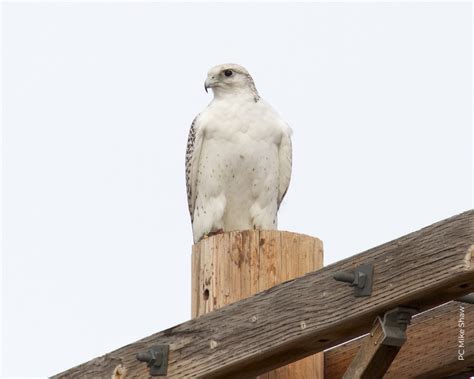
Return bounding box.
[192,97,286,241]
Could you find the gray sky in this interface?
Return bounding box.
[2,2,472,377]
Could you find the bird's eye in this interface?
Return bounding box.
[224,69,233,77]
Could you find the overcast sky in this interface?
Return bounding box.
[2,2,472,377]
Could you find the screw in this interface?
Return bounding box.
[333,271,355,284]
[136,347,164,370]
[137,349,163,368]
[136,345,169,376]
[334,270,366,289]
[333,264,374,297]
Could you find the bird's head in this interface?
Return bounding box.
[204,63,259,101]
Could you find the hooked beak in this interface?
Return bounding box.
[204,77,216,93]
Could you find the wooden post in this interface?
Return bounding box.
[192,230,324,379]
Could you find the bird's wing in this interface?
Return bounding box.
[278,126,292,209]
[185,115,204,222]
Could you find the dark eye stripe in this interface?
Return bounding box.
[224,69,233,77]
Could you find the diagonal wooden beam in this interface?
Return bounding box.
[325,301,474,379]
[53,210,474,378]
[341,307,416,379]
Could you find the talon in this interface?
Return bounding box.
[207,229,224,237]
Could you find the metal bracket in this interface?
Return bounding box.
[333,263,374,297]
[457,293,474,304]
[378,307,417,347]
[136,345,169,376]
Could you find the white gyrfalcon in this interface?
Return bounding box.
[186,63,292,242]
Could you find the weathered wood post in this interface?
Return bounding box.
[192,230,324,378]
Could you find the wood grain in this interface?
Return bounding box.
[340,315,403,379]
[191,230,324,379]
[325,301,474,378]
[52,210,474,378]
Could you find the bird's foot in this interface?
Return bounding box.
[207,229,224,237]
[200,229,225,241]
[204,229,224,238]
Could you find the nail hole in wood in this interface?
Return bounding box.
[318,339,329,343]
[203,289,209,300]
[459,283,470,289]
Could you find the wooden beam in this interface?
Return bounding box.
[325,301,474,379]
[341,307,415,379]
[342,333,400,379]
[53,210,474,379]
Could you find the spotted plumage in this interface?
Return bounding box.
[185,117,198,221]
[185,63,292,242]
